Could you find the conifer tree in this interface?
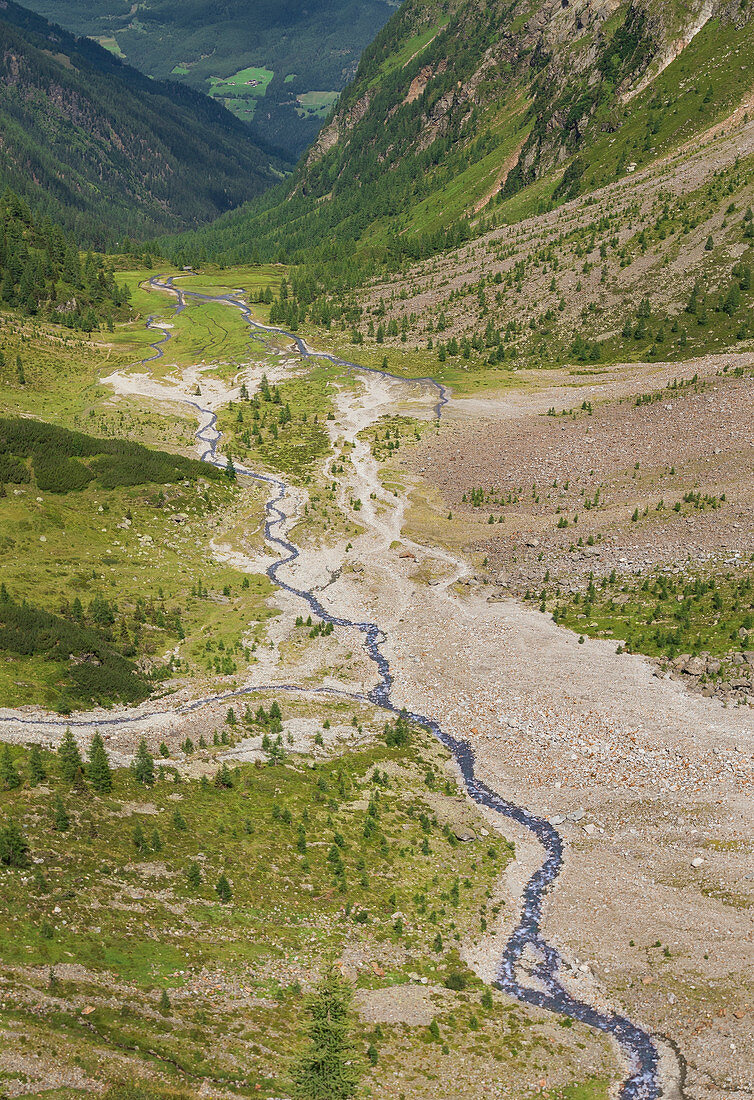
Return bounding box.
[215,873,232,902]
[132,823,148,853]
[132,739,155,786]
[291,963,360,1100]
[87,732,113,793]
[58,728,84,784]
[214,763,234,789]
[0,745,21,790]
[52,793,70,832]
[186,861,202,889]
[0,818,30,867]
[28,744,46,786]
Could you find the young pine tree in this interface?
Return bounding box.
[0,745,21,790]
[0,818,30,867]
[87,732,113,793]
[28,744,46,786]
[214,763,234,789]
[215,873,232,902]
[58,728,84,784]
[132,823,148,853]
[291,963,361,1100]
[132,739,155,786]
[52,793,70,832]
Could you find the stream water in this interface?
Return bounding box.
[14,277,663,1098]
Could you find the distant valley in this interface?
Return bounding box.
[21,0,399,157]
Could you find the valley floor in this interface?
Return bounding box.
[0,276,751,1100]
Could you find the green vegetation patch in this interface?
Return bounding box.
[295,90,339,118]
[218,364,334,480]
[534,563,754,669]
[0,720,535,1095]
[0,585,150,707]
[209,66,274,118]
[0,416,223,494]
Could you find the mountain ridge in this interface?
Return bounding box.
[169,0,753,273]
[20,0,398,158]
[0,0,289,244]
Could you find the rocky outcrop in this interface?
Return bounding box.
[304,88,374,170]
[661,649,754,703]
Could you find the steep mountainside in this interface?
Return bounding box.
[0,0,287,245]
[21,0,397,158]
[172,0,754,271]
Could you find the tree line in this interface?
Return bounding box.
[0,189,129,329]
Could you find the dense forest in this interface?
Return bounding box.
[0,1,287,246]
[0,417,224,494]
[0,190,129,330]
[159,0,533,271]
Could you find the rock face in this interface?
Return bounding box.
[304,89,374,172]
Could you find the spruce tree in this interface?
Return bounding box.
[28,744,46,786]
[0,818,30,867]
[214,763,234,789]
[291,963,360,1100]
[132,739,155,786]
[52,793,70,832]
[215,873,232,902]
[159,989,171,1014]
[58,729,84,784]
[0,745,21,790]
[186,861,202,889]
[87,733,113,793]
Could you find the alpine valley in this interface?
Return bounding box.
[0,3,751,1100]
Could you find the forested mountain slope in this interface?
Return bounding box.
[0,1,287,245]
[21,0,397,158]
[170,0,754,273]
[0,189,130,330]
